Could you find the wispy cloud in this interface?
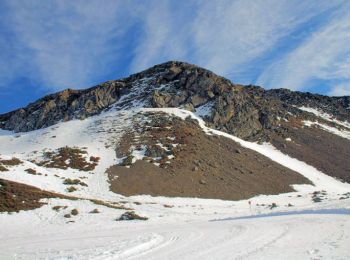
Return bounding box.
[1,0,135,90]
[329,83,350,96]
[0,0,349,100]
[256,2,350,95]
[191,0,337,77]
[129,1,194,72]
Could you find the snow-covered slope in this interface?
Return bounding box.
[1,106,350,259]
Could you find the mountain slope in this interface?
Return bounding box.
[1,61,350,184]
[1,61,350,259]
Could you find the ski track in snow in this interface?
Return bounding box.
[1,207,349,260]
[0,107,350,259]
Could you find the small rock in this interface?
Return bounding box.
[89,209,100,214]
[71,209,79,216]
[199,179,207,185]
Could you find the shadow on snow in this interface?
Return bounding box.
[211,208,350,222]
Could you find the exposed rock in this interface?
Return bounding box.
[199,179,207,185]
[0,61,349,143]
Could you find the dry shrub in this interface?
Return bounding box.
[0,157,22,166]
[52,205,68,211]
[0,178,57,212]
[71,209,79,216]
[63,178,88,186]
[25,168,37,175]
[0,165,8,172]
[91,199,132,210]
[66,186,77,193]
[38,147,98,171]
[89,156,100,163]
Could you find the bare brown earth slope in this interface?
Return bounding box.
[0,178,60,212]
[108,112,310,200]
[271,121,350,183]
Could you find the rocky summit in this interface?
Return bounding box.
[1,61,349,140]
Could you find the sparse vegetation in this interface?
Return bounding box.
[52,205,68,211]
[163,204,174,208]
[91,199,132,210]
[312,191,326,203]
[25,168,38,175]
[269,203,278,209]
[0,157,22,166]
[89,156,100,163]
[120,155,134,166]
[64,214,71,218]
[63,178,88,187]
[66,186,77,193]
[0,165,8,172]
[37,146,98,171]
[0,179,59,212]
[312,197,322,203]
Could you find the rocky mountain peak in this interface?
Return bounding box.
[1,61,349,142]
[0,61,234,133]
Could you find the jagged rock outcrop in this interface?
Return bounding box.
[1,61,349,142]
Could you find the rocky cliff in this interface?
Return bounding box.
[1,61,349,142]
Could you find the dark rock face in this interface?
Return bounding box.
[264,88,350,122]
[0,83,126,132]
[1,61,349,142]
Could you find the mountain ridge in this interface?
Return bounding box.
[1,61,349,136]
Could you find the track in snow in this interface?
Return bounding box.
[1,212,349,260]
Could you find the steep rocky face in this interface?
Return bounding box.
[1,61,349,142]
[0,84,127,132]
[264,88,350,122]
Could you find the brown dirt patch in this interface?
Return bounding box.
[36,146,98,171]
[108,113,310,200]
[0,178,61,212]
[271,123,350,183]
[0,157,22,171]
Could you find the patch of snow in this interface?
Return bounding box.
[0,108,136,201]
[299,106,350,129]
[131,145,147,163]
[156,142,170,151]
[303,120,350,140]
[285,137,292,142]
[194,101,214,118]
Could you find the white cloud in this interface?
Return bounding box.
[256,2,350,91]
[192,0,326,76]
[329,84,350,96]
[129,1,190,72]
[1,0,349,97]
[3,0,134,90]
[129,0,343,82]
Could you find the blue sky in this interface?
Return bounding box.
[1,0,350,113]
